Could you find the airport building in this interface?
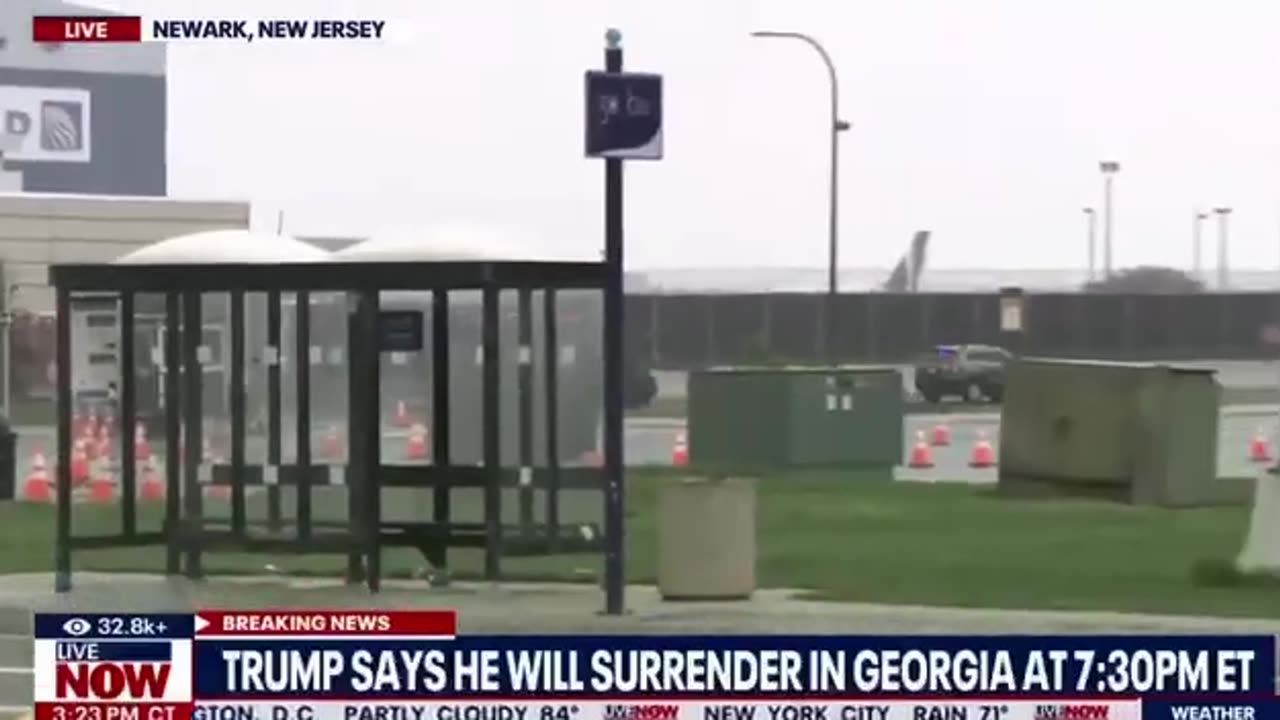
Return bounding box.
[0,0,166,194]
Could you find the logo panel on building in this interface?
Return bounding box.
[0,85,92,162]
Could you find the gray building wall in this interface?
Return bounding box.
[0,0,167,196]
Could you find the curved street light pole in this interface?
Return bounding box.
[751,30,850,364]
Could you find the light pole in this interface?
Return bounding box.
[1214,207,1233,289]
[751,30,850,364]
[1082,207,1096,282]
[1192,210,1208,282]
[1099,161,1120,279]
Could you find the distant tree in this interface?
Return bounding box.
[1082,266,1205,293]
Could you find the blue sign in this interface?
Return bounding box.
[584,71,663,160]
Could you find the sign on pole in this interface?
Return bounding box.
[584,71,663,160]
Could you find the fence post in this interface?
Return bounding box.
[999,287,1026,354]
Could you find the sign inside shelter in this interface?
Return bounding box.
[377,310,423,352]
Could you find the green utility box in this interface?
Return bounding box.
[687,366,904,470]
[998,358,1223,507]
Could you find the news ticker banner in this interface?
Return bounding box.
[32,611,1279,720]
[31,16,407,43]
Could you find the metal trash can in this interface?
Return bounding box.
[0,414,14,501]
[657,476,756,600]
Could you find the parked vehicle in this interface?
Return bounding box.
[912,344,1011,403]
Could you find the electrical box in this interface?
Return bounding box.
[687,366,904,470]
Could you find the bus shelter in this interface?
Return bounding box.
[47,231,617,598]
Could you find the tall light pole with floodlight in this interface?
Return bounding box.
[750,30,850,363]
[1099,161,1120,279]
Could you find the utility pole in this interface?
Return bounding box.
[1099,161,1121,279]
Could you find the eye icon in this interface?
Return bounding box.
[62,618,91,637]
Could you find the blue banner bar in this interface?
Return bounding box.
[191,635,1276,699]
[36,613,193,639]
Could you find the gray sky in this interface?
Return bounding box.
[97,0,1280,271]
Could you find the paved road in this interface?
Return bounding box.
[623,407,1280,481]
[15,406,1280,489]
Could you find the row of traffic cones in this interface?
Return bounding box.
[908,429,996,469]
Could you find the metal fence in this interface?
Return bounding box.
[626,292,1280,369]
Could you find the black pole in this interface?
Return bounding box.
[295,292,312,542]
[542,289,561,551]
[602,34,627,615]
[430,289,451,565]
[229,292,246,536]
[516,288,535,535]
[180,291,203,579]
[119,292,136,536]
[53,287,72,593]
[266,291,282,532]
[163,293,181,574]
[481,285,503,580]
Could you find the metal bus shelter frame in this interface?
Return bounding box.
[47,258,619,599]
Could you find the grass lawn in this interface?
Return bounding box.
[1,472,1275,618]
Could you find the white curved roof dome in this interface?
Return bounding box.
[113,230,331,265]
[333,221,583,262]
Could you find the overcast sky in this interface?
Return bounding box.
[92,0,1280,271]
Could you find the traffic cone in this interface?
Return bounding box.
[969,430,996,468]
[134,421,151,461]
[405,423,429,460]
[671,431,689,467]
[22,447,52,502]
[392,401,412,428]
[908,431,934,469]
[1249,429,1272,463]
[930,423,951,447]
[95,424,113,461]
[70,441,90,487]
[320,424,344,460]
[140,458,164,502]
[88,474,114,503]
[82,424,99,461]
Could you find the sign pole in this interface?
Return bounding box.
[601,28,627,616]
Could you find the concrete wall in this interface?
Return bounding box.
[0,193,249,311]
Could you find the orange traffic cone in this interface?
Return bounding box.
[969,430,996,468]
[392,401,412,428]
[140,458,164,502]
[320,425,344,460]
[95,424,113,461]
[908,431,934,469]
[22,447,52,502]
[404,423,429,460]
[930,423,951,447]
[1249,429,1272,463]
[134,421,151,461]
[671,431,689,467]
[70,441,90,487]
[88,475,114,503]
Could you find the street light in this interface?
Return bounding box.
[1214,207,1233,289]
[1098,161,1121,279]
[1082,207,1096,282]
[750,30,850,364]
[1192,210,1209,282]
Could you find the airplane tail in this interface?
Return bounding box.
[881,230,930,292]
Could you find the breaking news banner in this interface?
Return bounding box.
[30,16,392,43]
[30,612,1278,720]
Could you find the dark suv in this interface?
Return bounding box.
[912,344,1011,403]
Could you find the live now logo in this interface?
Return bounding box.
[32,15,142,42]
